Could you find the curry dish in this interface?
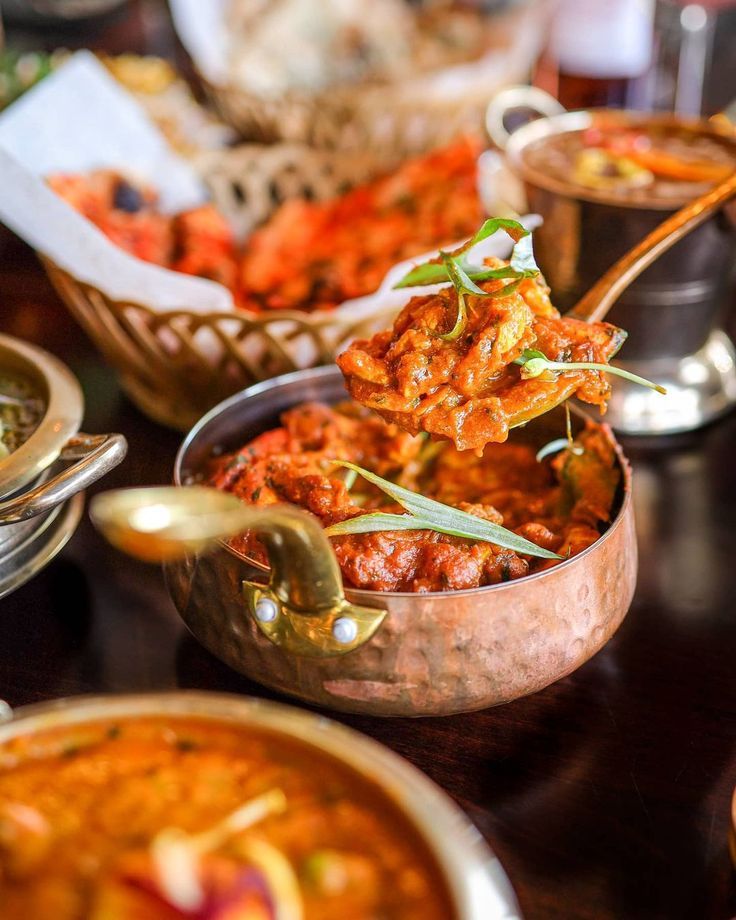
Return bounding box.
[209,401,621,593]
[48,138,484,313]
[522,121,735,202]
[337,269,625,452]
[0,372,44,459]
[0,715,454,919]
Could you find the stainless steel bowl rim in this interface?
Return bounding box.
[174,364,632,601]
[505,108,736,211]
[0,333,83,498]
[0,690,521,920]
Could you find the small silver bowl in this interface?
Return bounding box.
[487,88,736,435]
[0,333,126,597]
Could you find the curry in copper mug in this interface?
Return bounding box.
[521,118,736,201]
[0,716,454,919]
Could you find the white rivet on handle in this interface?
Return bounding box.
[254,597,279,623]
[332,616,358,645]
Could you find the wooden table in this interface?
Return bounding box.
[2,4,736,918]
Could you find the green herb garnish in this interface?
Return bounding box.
[323,461,561,559]
[536,402,584,462]
[394,218,539,289]
[515,348,666,394]
[393,218,540,341]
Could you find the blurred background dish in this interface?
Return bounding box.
[169,0,547,165]
[0,333,126,598]
[0,691,522,919]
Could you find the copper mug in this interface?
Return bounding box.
[485,87,736,435]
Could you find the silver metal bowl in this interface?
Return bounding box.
[0,333,127,597]
[487,88,736,435]
[0,690,522,920]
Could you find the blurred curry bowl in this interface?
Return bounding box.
[0,692,521,919]
[162,366,637,718]
[487,87,736,434]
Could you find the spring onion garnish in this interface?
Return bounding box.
[393,218,540,340]
[536,402,584,462]
[515,348,667,394]
[437,253,470,341]
[151,789,287,912]
[323,461,561,559]
[536,438,578,462]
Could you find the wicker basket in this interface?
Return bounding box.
[193,1,547,167]
[42,259,399,431]
[39,142,404,430]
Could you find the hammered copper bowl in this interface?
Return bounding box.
[165,366,637,718]
[0,691,521,920]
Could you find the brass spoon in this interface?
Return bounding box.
[568,168,736,322]
[90,485,386,658]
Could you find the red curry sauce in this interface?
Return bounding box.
[0,716,454,920]
[337,269,626,451]
[209,401,621,593]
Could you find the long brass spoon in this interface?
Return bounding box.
[90,485,386,658]
[568,168,736,323]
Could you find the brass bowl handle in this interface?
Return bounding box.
[0,432,127,525]
[89,486,386,659]
[240,504,386,658]
[485,85,566,150]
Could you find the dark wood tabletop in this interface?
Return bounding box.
[2,3,736,918]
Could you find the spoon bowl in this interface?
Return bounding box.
[90,486,255,563]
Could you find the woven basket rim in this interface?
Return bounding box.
[40,256,400,331]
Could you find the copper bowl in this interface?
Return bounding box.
[0,690,521,919]
[164,366,637,718]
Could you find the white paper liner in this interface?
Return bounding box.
[0,53,234,317]
[0,52,206,213]
[169,0,231,86]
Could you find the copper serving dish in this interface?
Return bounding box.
[0,691,522,919]
[163,366,637,718]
